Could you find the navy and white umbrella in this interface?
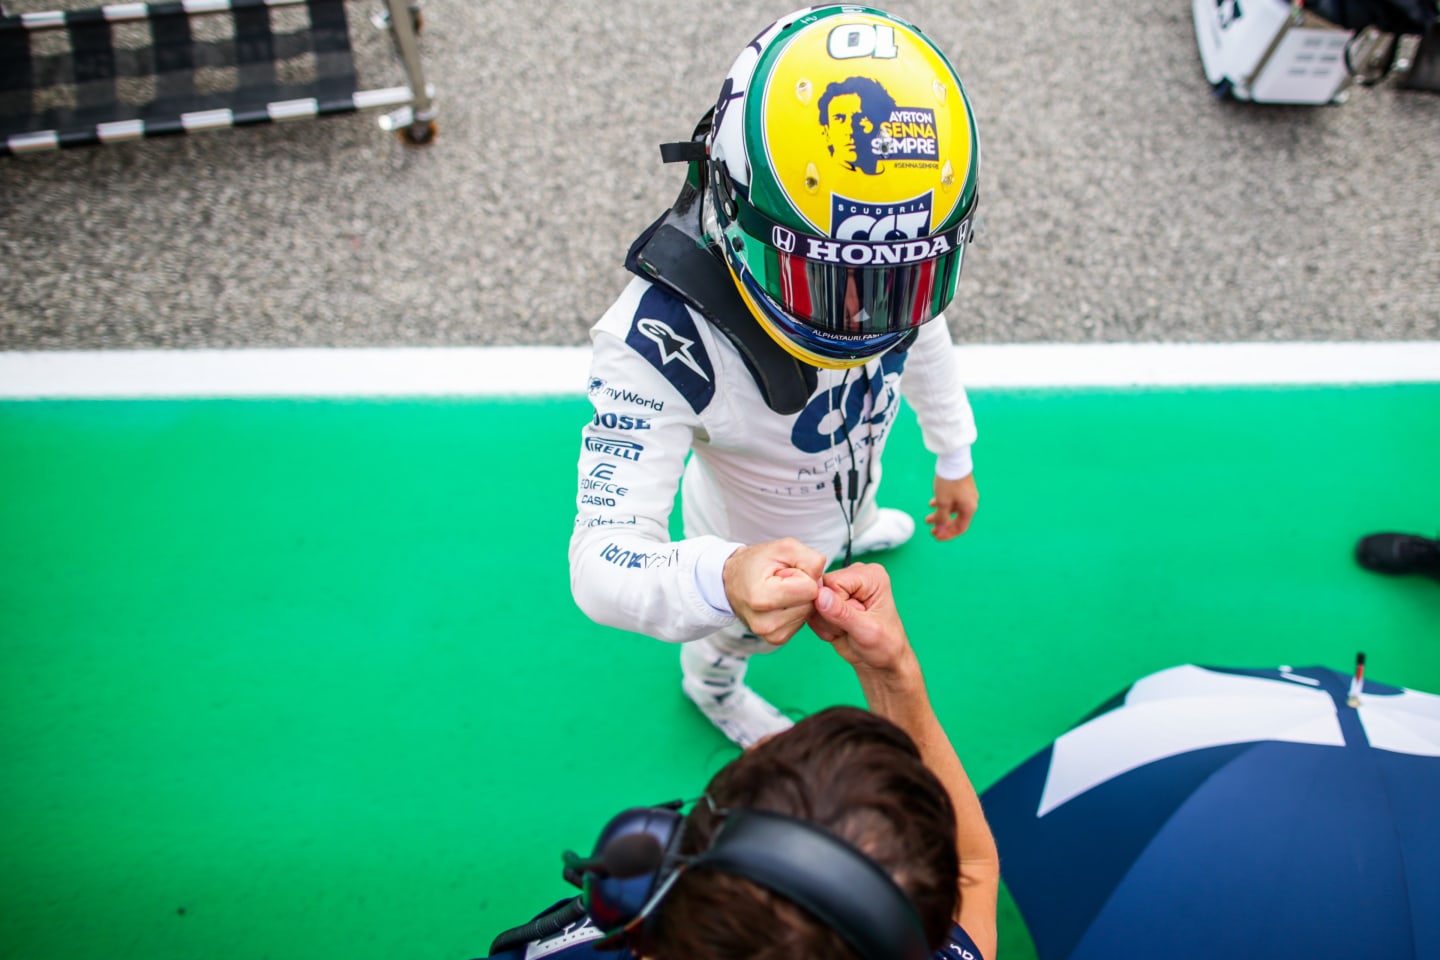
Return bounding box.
[981,663,1440,960]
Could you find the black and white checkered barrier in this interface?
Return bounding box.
[1,0,427,155]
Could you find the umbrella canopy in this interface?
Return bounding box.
[981,664,1440,960]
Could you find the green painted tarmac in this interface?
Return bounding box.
[2,385,1438,960]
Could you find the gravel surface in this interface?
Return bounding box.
[2,0,1437,350]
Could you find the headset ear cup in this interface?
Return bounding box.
[627,806,691,956]
[694,810,931,960]
[582,806,686,937]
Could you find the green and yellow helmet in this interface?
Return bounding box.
[707,6,980,369]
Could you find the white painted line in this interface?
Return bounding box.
[0,343,1436,399]
[950,342,1440,388]
[0,347,592,399]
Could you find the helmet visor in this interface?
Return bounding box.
[735,266,912,367]
[773,248,965,335]
[731,199,972,336]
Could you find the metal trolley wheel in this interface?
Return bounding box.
[398,118,437,146]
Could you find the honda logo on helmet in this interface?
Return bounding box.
[804,233,956,265]
[765,217,968,265]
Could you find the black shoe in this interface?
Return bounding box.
[1355,532,1440,581]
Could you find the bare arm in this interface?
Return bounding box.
[807,563,1000,958]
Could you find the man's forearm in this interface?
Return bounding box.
[856,656,1000,904]
[856,655,987,839]
[854,652,936,740]
[810,561,1000,953]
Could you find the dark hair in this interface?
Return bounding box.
[816,76,898,130]
[816,77,899,175]
[648,706,959,960]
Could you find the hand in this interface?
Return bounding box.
[806,562,911,672]
[926,473,978,540]
[723,538,827,646]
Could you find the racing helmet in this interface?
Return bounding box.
[707,6,980,369]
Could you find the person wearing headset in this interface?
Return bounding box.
[570,5,983,748]
[488,556,1000,960]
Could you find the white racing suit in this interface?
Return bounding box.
[569,275,977,670]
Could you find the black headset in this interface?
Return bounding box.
[488,799,931,960]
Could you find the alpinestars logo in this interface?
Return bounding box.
[637,318,710,381]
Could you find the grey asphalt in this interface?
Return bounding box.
[1,0,1437,351]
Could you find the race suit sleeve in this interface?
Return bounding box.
[900,317,978,474]
[938,922,987,960]
[568,292,744,644]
